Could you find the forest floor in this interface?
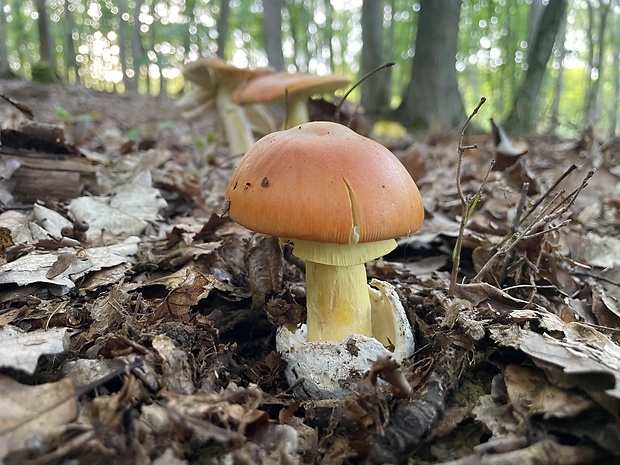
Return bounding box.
[0,79,619,465]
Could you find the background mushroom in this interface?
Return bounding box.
[176,57,275,156]
[226,121,423,342]
[232,72,351,129]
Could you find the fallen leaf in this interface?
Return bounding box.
[147,267,210,324]
[0,326,70,374]
[504,364,593,419]
[0,376,77,461]
[69,170,167,243]
[0,237,139,292]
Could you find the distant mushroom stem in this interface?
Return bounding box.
[305,260,372,342]
[284,98,310,129]
[216,87,256,157]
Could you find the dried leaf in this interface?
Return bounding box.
[0,326,70,374]
[0,376,77,461]
[504,364,593,419]
[245,233,283,308]
[148,267,210,324]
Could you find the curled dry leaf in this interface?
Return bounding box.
[147,267,210,324]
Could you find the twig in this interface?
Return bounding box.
[335,62,395,122]
[448,97,488,296]
[521,219,571,239]
[513,182,530,232]
[519,163,577,225]
[473,170,594,283]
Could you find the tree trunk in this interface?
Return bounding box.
[263,0,285,71]
[217,0,230,59]
[128,0,144,92]
[11,1,27,77]
[547,15,567,135]
[528,0,545,48]
[36,0,52,64]
[286,0,310,71]
[324,0,335,72]
[583,0,611,127]
[118,0,129,90]
[0,0,12,78]
[62,0,78,83]
[34,0,58,82]
[395,0,465,132]
[505,0,567,133]
[361,0,390,124]
[609,13,620,138]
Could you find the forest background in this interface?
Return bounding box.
[0,0,617,137]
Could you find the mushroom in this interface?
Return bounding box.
[177,57,275,156]
[232,72,351,129]
[224,122,424,398]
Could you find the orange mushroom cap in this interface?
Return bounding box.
[232,72,351,104]
[225,121,424,244]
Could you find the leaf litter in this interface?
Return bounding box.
[0,84,619,464]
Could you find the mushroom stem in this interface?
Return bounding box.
[284,98,310,129]
[216,87,256,156]
[305,260,372,342]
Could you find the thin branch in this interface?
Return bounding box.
[335,62,395,122]
[519,163,577,225]
[473,170,594,283]
[448,97,487,296]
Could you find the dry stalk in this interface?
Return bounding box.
[448,97,490,296]
[334,61,395,122]
[472,168,595,283]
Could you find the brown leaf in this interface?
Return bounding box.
[504,364,593,419]
[148,268,210,324]
[0,376,78,460]
[245,233,283,308]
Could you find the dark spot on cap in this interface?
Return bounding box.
[244,182,251,190]
[232,182,238,190]
[261,177,269,187]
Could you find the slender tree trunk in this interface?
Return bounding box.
[528,0,545,47]
[0,0,12,78]
[216,0,230,59]
[361,0,390,124]
[118,0,129,90]
[547,16,567,135]
[12,0,27,77]
[128,0,144,92]
[609,14,620,138]
[583,0,611,127]
[505,0,567,133]
[324,0,335,72]
[299,1,311,71]
[395,0,465,132]
[34,0,58,82]
[583,0,595,122]
[36,0,54,64]
[263,0,285,71]
[286,0,311,71]
[62,0,78,83]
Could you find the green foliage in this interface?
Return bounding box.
[54,105,99,123]
[2,0,619,136]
